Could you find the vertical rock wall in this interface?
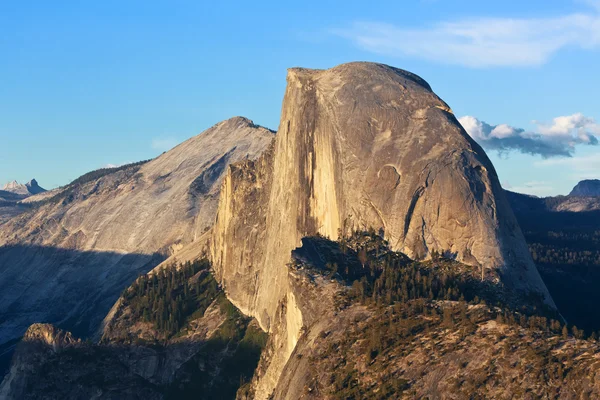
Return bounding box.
[210,62,556,398]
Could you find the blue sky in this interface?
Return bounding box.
[1,0,599,195]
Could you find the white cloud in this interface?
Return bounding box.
[102,162,131,169]
[458,114,599,157]
[535,113,600,139]
[333,8,600,67]
[151,137,180,152]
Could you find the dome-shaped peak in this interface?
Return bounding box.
[213,116,275,135]
[287,61,433,92]
[570,179,600,196]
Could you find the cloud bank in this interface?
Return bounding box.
[334,7,600,67]
[458,114,599,157]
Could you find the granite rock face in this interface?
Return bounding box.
[570,179,600,197]
[0,118,274,357]
[212,62,554,329]
[210,62,556,397]
[0,62,560,399]
[0,324,163,400]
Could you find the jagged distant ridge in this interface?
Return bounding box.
[1,179,46,197]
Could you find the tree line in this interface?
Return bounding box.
[123,259,219,337]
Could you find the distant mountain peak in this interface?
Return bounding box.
[570,179,600,197]
[3,180,20,190]
[2,179,46,196]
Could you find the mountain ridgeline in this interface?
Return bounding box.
[0,117,274,379]
[0,260,268,399]
[1,179,46,197]
[2,62,589,399]
[570,179,600,197]
[505,186,600,335]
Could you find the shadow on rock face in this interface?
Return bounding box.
[0,244,165,379]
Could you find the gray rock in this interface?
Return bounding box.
[0,117,273,361]
[209,62,556,398]
[1,179,46,197]
[570,179,600,197]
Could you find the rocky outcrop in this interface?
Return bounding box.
[0,180,44,223]
[1,179,46,197]
[0,267,267,399]
[249,248,342,399]
[271,299,600,400]
[570,179,600,197]
[210,62,555,397]
[0,117,274,365]
[552,196,600,212]
[0,324,84,400]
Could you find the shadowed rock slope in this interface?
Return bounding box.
[506,188,600,213]
[0,232,576,400]
[0,117,274,365]
[0,262,267,399]
[570,179,600,197]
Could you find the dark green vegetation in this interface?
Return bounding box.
[295,232,600,399]
[123,259,218,337]
[510,204,600,333]
[9,260,267,400]
[7,341,163,400]
[29,160,150,206]
[66,160,151,188]
[294,230,552,316]
[118,259,268,398]
[166,299,267,400]
[310,299,600,399]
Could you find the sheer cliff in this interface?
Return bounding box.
[0,62,561,399]
[211,62,554,327]
[0,117,274,366]
[210,62,556,397]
